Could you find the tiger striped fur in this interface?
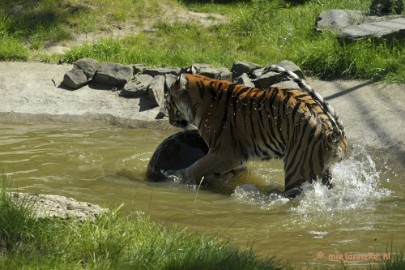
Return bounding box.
[165,66,348,198]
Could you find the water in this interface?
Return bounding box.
[1,121,404,268]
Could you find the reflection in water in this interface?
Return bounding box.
[0,121,404,268]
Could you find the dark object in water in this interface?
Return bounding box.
[146,130,208,181]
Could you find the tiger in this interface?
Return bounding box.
[164,65,348,198]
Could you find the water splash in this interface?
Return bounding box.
[232,145,391,218]
[292,145,391,215]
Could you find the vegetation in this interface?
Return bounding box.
[0,185,284,270]
[0,0,404,82]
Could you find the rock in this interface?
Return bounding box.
[146,130,208,181]
[233,73,255,87]
[74,58,100,79]
[180,63,215,75]
[142,67,181,77]
[231,61,262,80]
[338,17,405,43]
[8,192,107,221]
[253,60,303,89]
[148,75,166,107]
[218,67,232,81]
[62,69,89,89]
[120,74,153,98]
[133,64,146,74]
[276,60,304,79]
[315,9,365,34]
[370,0,404,15]
[271,80,301,89]
[62,58,101,89]
[199,67,232,81]
[165,74,178,90]
[93,63,133,87]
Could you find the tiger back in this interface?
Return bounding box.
[166,69,348,197]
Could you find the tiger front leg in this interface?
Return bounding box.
[174,151,240,185]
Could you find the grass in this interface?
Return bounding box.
[0,0,404,82]
[0,183,284,270]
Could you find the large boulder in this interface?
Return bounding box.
[253,60,303,89]
[231,61,262,80]
[315,10,365,34]
[338,17,405,42]
[93,63,133,87]
[62,58,100,89]
[148,75,166,107]
[120,74,153,98]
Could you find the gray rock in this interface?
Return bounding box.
[120,74,153,98]
[234,73,255,87]
[148,75,166,107]
[62,69,89,89]
[94,63,133,86]
[338,17,405,43]
[74,58,100,79]
[370,0,404,15]
[231,61,262,80]
[180,63,213,74]
[275,60,304,79]
[315,9,365,34]
[133,64,146,74]
[142,67,181,77]
[199,67,232,81]
[165,74,178,90]
[62,58,101,89]
[199,67,222,79]
[218,67,232,81]
[254,60,303,89]
[271,80,301,89]
[253,71,285,89]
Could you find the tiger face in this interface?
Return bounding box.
[165,74,195,129]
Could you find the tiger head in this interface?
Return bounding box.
[165,74,195,129]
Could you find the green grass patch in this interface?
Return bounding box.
[0,183,284,270]
[1,0,405,82]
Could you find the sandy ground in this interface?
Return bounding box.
[0,61,404,218]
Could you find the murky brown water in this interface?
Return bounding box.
[1,121,404,268]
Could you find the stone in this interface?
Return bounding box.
[148,75,166,107]
[199,67,232,81]
[133,64,146,74]
[233,73,255,87]
[74,58,100,79]
[370,0,404,15]
[198,67,222,79]
[62,69,89,89]
[93,63,133,87]
[146,130,208,181]
[142,67,181,77]
[253,60,303,89]
[275,60,304,79]
[120,74,153,98]
[315,9,365,34]
[165,74,178,90]
[338,17,405,43]
[253,71,285,89]
[218,67,232,81]
[61,58,101,89]
[231,61,262,80]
